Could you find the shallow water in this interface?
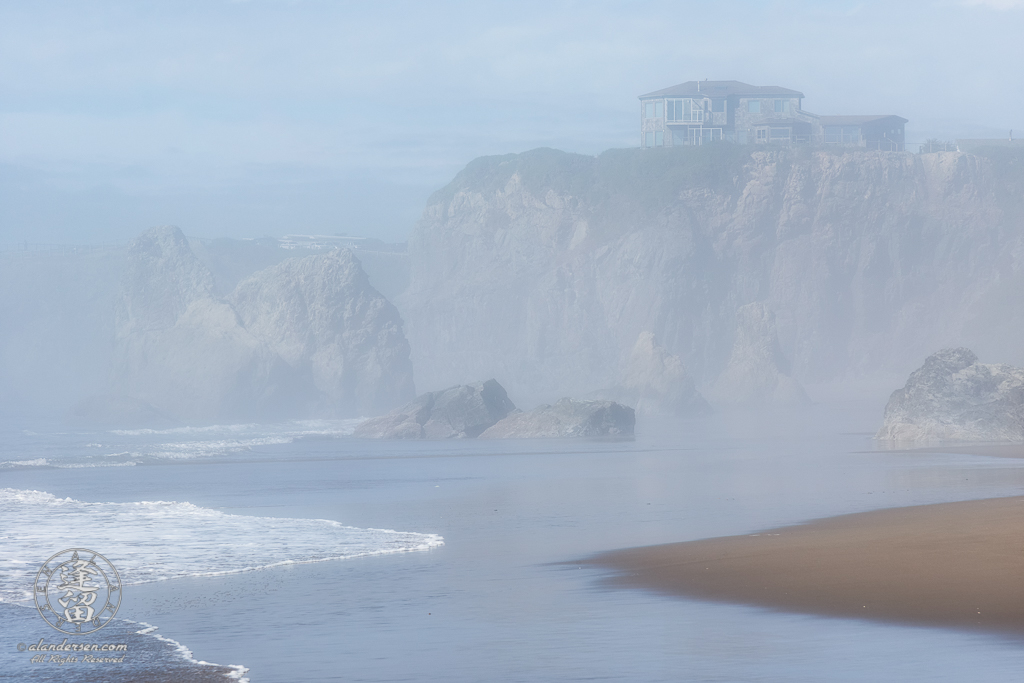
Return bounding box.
[3,403,1024,681]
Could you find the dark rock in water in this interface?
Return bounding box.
[479,398,635,438]
[877,348,1024,442]
[354,379,516,439]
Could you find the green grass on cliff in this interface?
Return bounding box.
[430,144,756,209]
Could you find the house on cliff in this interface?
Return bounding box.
[639,80,906,151]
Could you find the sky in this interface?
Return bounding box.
[1,0,1022,244]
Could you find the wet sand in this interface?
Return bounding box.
[589,496,1024,635]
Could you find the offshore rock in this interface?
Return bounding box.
[228,249,415,417]
[113,226,414,422]
[877,348,1024,442]
[112,226,271,420]
[353,379,516,439]
[116,225,215,335]
[479,398,635,438]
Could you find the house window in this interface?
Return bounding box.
[645,131,654,147]
[756,127,768,142]
[655,131,664,146]
[770,127,791,140]
[667,99,704,123]
[711,99,725,113]
[748,100,761,113]
[644,101,665,119]
[774,99,787,113]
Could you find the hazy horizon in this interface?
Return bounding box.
[2,0,1023,245]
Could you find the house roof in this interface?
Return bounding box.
[819,115,908,126]
[640,80,804,100]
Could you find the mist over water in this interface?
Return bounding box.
[4,2,1024,681]
[6,145,1024,682]
[4,406,1024,681]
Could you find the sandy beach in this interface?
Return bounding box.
[589,496,1024,636]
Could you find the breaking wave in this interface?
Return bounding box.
[0,488,443,603]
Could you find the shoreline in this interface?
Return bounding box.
[587,496,1024,636]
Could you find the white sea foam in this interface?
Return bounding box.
[110,418,362,439]
[0,458,139,469]
[124,620,250,683]
[54,461,139,468]
[0,488,443,603]
[0,458,48,468]
[0,419,365,471]
[103,419,365,461]
[145,436,294,459]
[110,422,261,436]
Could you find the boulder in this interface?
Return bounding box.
[354,379,516,439]
[479,398,635,438]
[877,348,1024,442]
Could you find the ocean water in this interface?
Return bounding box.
[2,404,1024,681]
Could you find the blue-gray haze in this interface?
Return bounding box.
[1,0,1022,244]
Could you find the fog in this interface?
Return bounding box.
[2,1,1022,244]
[4,3,1024,682]
[3,1,1024,420]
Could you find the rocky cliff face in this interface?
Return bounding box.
[705,303,807,406]
[877,348,1024,442]
[113,226,414,422]
[228,250,415,417]
[604,331,709,416]
[402,147,1024,405]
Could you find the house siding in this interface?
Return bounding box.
[638,81,906,149]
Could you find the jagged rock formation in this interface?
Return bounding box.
[112,226,414,422]
[353,379,516,439]
[705,303,808,406]
[877,348,1024,442]
[227,251,415,417]
[401,146,1024,406]
[479,399,635,438]
[605,332,710,415]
